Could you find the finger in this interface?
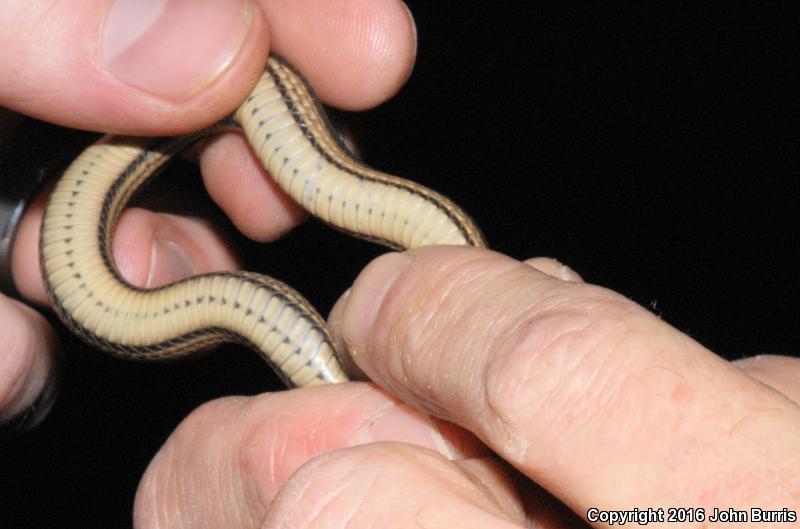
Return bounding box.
[327,257,583,377]
[0,295,60,429]
[199,132,305,242]
[266,436,586,529]
[198,0,417,241]
[735,354,800,403]
[327,258,586,380]
[133,384,488,529]
[524,257,583,282]
[0,0,269,134]
[264,443,526,529]
[337,247,800,514]
[260,0,417,110]
[12,193,239,306]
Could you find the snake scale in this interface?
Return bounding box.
[40,55,485,387]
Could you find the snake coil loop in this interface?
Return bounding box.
[40,55,485,387]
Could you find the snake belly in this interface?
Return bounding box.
[39,55,485,388]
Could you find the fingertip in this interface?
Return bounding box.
[338,247,520,389]
[134,395,255,529]
[134,384,486,528]
[199,132,305,242]
[263,0,418,109]
[0,296,60,427]
[340,252,412,367]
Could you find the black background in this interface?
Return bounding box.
[2,3,798,527]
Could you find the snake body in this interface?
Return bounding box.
[40,55,485,387]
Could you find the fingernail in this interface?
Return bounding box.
[341,252,411,354]
[353,402,454,458]
[100,0,253,100]
[328,289,367,380]
[147,239,195,287]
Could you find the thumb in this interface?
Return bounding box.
[0,0,268,135]
[336,247,800,515]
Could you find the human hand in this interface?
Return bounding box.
[132,248,800,528]
[0,0,416,429]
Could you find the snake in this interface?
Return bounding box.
[39,55,485,388]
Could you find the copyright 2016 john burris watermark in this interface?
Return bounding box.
[586,506,797,525]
